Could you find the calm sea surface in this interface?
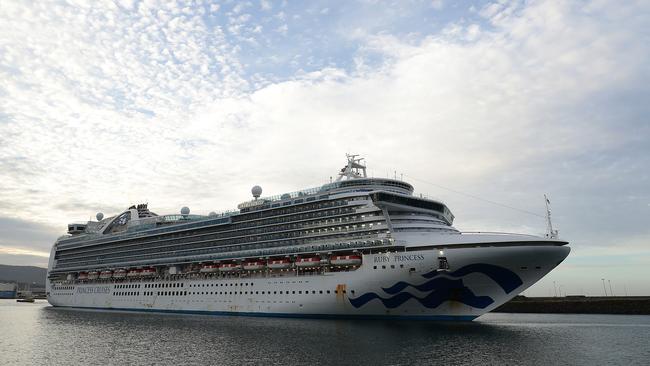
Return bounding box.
[1,300,649,366]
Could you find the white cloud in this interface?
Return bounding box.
[0,0,648,289]
[276,23,288,36]
[0,246,50,258]
[431,0,444,10]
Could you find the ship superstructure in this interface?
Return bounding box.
[46,155,569,320]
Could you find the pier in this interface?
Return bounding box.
[494,296,650,315]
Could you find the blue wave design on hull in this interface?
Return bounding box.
[349,277,494,309]
[349,263,523,310]
[382,277,462,295]
[422,263,523,294]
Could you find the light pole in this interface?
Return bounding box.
[559,285,564,297]
[601,278,607,296]
[609,280,614,297]
[553,281,557,297]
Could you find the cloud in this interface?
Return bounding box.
[0,217,60,260]
[260,0,272,11]
[0,0,648,296]
[0,246,50,258]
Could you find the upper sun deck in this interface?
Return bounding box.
[238,155,414,212]
[237,177,413,211]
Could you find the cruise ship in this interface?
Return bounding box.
[46,155,570,320]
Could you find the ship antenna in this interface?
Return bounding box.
[544,194,559,239]
[336,153,367,181]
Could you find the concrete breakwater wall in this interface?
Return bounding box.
[494,296,650,315]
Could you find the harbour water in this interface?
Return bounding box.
[1,300,649,365]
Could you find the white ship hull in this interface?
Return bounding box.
[47,244,569,320]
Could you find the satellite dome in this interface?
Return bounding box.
[180,206,190,215]
[281,193,291,200]
[96,212,104,221]
[208,211,217,217]
[252,185,262,199]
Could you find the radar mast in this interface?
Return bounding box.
[336,154,367,181]
[544,194,559,239]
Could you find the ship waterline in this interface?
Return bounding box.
[47,155,569,320]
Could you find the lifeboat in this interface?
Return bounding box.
[141,268,156,277]
[99,270,113,279]
[200,264,220,273]
[78,272,89,280]
[113,269,127,278]
[243,261,266,271]
[330,254,362,266]
[87,271,99,280]
[126,269,141,278]
[267,258,291,270]
[295,256,321,268]
[218,263,241,272]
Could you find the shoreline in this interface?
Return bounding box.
[494,296,650,315]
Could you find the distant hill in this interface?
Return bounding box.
[0,264,47,287]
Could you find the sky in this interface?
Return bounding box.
[0,0,648,296]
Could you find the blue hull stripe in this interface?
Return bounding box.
[50,305,477,321]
